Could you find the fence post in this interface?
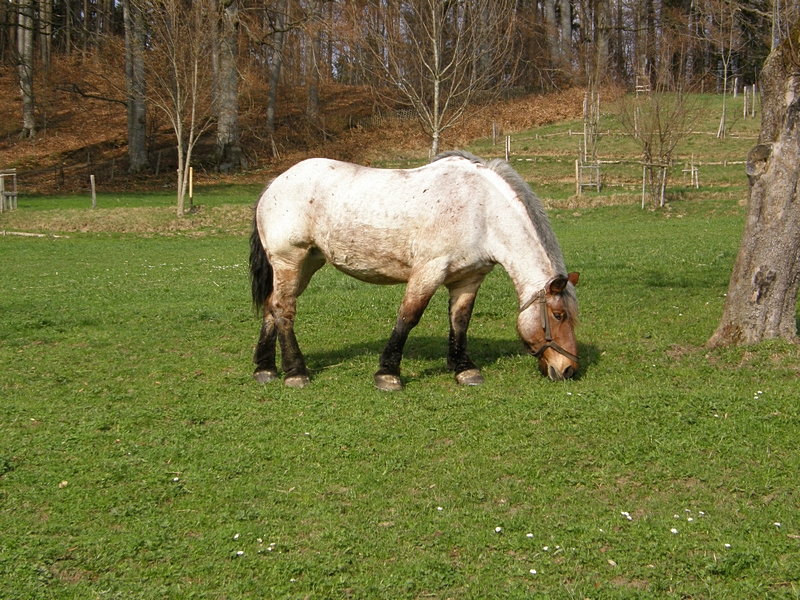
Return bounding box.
[90,174,96,209]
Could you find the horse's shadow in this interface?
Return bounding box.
[299,335,601,383]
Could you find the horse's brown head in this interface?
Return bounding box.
[518,272,579,381]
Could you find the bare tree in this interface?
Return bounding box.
[355,0,518,156]
[708,22,800,348]
[699,0,743,138]
[142,0,216,216]
[617,85,698,207]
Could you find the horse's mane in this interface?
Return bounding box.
[431,150,578,322]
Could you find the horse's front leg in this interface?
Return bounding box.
[375,264,445,391]
[447,281,485,386]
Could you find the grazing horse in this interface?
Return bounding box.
[250,151,579,390]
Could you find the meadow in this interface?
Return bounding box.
[1,95,799,598]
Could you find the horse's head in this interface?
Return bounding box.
[517,273,579,381]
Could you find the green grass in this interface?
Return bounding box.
[2,195,800,597]
[16,183,265,211]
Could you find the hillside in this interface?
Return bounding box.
[0,60,588,195]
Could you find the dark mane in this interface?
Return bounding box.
[431,150,578,322]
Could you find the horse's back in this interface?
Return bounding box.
[256,157,496,284]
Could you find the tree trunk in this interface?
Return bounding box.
[17,0,36,138]
[305,0,322,129]
[559,0,572,70]
[707,24,800,348]
[123,0,149,173]
[214,0,246,171]
[39,0,52,77]
[544,0,559,66]
[266,0,287,156]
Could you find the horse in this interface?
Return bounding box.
[249,150,579,391]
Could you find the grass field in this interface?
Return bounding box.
[2,95,799,597]
[2,194,800,597]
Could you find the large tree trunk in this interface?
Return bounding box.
[17,0,36,138]
[214,0,246,171]
[123,0,149,173]
[707,24,800,348]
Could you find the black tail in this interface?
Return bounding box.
[249,208,273,313]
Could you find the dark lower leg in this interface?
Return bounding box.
[376,323,412,377]
[253,318,278,375]
[276,319,309,380]
[447,296,478,374]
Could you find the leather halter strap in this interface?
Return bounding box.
[520,286,579,364]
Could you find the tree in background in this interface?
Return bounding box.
[700,0,744,138]
[123,0,149,173]
[212,0,247,172]
[708,21,800,348]
[356,0,517,156]
[17,0,36,137]
[142,0,215,215]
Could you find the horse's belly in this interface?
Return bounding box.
[322,240,414,284]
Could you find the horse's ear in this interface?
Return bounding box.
[547,276,569,294]
[568,272,579,287]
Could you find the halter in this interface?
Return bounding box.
[520,286,579,364]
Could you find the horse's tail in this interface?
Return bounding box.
[249,206,273,313]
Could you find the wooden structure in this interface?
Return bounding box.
[682,155,699,188]
[576,89,601,194]
[0,169,18,212]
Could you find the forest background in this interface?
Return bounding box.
[1,0,795,202]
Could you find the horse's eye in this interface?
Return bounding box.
[553,312,564,322]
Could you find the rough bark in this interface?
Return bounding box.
[123,0,149,173]
[707,24,800,348]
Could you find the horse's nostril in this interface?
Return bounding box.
[563,366,574,379]
[548,365,561,381]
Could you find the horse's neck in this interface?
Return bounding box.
[488,213,558,306]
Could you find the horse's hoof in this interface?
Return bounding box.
[285,375,310,388]
[374,373,403,392]
[455,369,484,386]
[254,370,279,384]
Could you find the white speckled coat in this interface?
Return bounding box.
[251,151,579,388]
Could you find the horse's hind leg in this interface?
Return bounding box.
[253,309,279,383]
[447,279,485,386]
[270,250,325,388]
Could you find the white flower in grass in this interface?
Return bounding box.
[495,526,503,533]
[529,569,537,575]
[526,533,534,538]
[236,550,244,556]
[670,528,678,534]
[725,543,731,548]
[234,533,239,540]
[437,506,443,512]
[774,522,782,528]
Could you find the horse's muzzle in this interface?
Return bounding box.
[548,364,575,381]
